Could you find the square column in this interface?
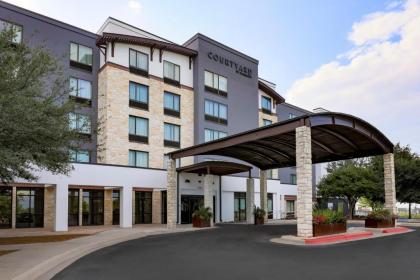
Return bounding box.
[104,189,113,226]
[203,174,213,226]
[78,188,83,226]
[384,153,397,215]
[120,186,133,228]
[296,126,313,238]
[246,177,255,224]
[166,158,177,229]
[152,190,162,224]
[11,186,16,229]
[55,183,68,231]
[260,170,268,222]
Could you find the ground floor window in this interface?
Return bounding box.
[0,188,12,229]
[82,190,104,226]
[135,191,152,224]
[16,188,44,228]
[112,190,120,225]
[68,189,79,226]
[234,192,246,222]
[286,200,295,217]
[161,191,167,224]
[267,193,273,219]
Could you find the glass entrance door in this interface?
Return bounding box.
[135,191,152,224]
[181,195,203,224]
[82,190,104,226]
[267,193,273,219]
[0,187,12,229]
[234,192,246,222]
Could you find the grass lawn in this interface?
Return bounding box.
[0,249,18,256]
[0,234,90,245]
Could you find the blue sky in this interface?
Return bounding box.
[6,0,420,153]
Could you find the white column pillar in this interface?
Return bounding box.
[246,177,255,224]
[203,174,213,226]
[260,170,268,222]
[296,126,313,238]
[166,158,177,229]
[120,185,133,228]
[384,153,397,216]
[54,183,68,232]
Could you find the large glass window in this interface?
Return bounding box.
[164,123,180,147]
[204,71,227,95]
[69,113,91,134]
[129,150,149,168]
[289,113,297,119]
[16,188,44,228]
[68,189,79,226]
[0,187,12,229]
[69,77,92,100]
[70,43,93,66]
[163,61,180,83]
[69,149,90,163]
[82,190,104,226]
[263,119,273,126]
[129,82,148,105]
[204,100,228,124]
[129,49,148,73]
[204,128,227,142]
[0,19,22,44]
[261,96,272,112]
[234,192,246,222]
[112,190,120,225]
[164,92,180,117]
[290,174,297,185]
[286,200,295,214]
[129,116,148,142]
[134,191,152,224]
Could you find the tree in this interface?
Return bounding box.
[0,28,80,183]
[317,160,381,218]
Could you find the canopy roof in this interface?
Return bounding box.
[177,161,252,176]
[168,112,394,170]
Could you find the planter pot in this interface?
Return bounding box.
[313,222,347,237]
[365,218,395,228]
[192,217,211,228]
[254,216,264,225]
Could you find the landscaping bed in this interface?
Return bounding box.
[365,209,396,228]
[313,209,347,237]
[0,234,90,245]
[192,207,212,228]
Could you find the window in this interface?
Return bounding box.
[0,19,22,44]
[70,77,92,101]
[16,188,44,228]
[164,123,180,148]
[286,200,295,214]
[261,96,272,113]
[204,128,227,142]
[129,49,148,76]
[69,113,91,134]
[68,189,79,226]
[112,190,120,225]
[288,113,297,119]
[82,190,104,226]
[266,169,273,179]
[164,92,180,117]
[290,174,297,185]
[129,116,148,143]
[163,61,180,86]
[69,149,90,163]
[204,71,227,96]
[129,150,149,167]
[0,188,12,229]
[204,100,228,125]
[263,119,272,126]
[134,191,152,224]
[70,42,92,71]
[129,82,148,110]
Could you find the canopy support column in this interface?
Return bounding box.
[384,153,397,216]
[296,126,313,238]
[246,175,255,224]
[203,174,213,226]
[166,157,177,229]
[260,170,268,222]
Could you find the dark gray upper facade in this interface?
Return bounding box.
[0,1,99,163]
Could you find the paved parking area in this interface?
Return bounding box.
[54,224,420,280]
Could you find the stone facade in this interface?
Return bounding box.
[296,125,313,238]
[104,189,113,225]
[166,158,177,228]
[203,174,213,226]
[259,170,268,221]
[384,153,397,215]
[44,187,56,230]
[152,190,162,224]
[11,187,16,229]
[97,64,194,169]
[246,178,255,224]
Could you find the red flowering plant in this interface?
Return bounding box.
[313,209,346,225]
[313,214,327,225]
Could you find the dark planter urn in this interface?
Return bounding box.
[312,222,347,237]
[192,217,211,228]
[365,218,395,228]
[254,216,264,225]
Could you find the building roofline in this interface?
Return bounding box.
[0,0,98,39]
[183,33,259,64]
[280,102,313,114]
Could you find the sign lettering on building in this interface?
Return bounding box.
[207,52,252,78]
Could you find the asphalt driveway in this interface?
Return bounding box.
[54,224,420,280]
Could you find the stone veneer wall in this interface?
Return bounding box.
[104,189,113,225]
[152,190,162,224]
[44,187,56,230]
[97,63,194,169]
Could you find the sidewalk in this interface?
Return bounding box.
[0,225,205,280]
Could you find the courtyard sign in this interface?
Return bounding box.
[207,52,252,78]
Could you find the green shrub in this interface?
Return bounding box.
[313,209,346,225]
[192,207,213,221]
[367,208,396,221]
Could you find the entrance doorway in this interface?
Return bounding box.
[134,191,152,224]
[16,188,44,228]
[82,190,104,226]
[181,195,203,224]
[234,192,246,222]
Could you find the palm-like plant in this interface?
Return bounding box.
[192,207,213,221]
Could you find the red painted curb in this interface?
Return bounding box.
[305,231,373,245]
[382,227,410,234]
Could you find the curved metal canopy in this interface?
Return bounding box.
[177,161,252,176]
[168,112,394,170]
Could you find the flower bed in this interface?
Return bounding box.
[313,209,347,237]
[365,209,396,228]
[192,217,211,228]
[313,223,347,236]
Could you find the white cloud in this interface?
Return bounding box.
[127,0,141,14]
[287,0,420,152]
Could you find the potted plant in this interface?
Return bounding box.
[365,208,396,228]
[313,209,347,237]
[192,207,213,228]
[254,206,266,225]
